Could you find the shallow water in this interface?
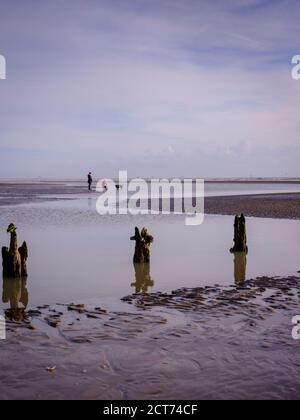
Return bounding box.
[1,191,300,400]
[0,194,300,311]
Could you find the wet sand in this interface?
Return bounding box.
[1,182,300,220]
[1,182,300,400]
[205,193,300,220]
[0,182,83,206]
[1,275,300,400]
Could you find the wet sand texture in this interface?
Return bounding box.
[205,193,300,219]
[1,275,300,400]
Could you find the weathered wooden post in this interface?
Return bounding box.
[19,241,28,277]
[2,224,28,278]
[230,214,248,253]
[130,227,154,263]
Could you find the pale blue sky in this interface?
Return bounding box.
[0,0,299,178]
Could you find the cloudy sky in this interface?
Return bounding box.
[0,0,299,178]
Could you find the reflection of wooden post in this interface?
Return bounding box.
[230,214,248,253]
[233,252,247,284]
[2,224,28,278]
[131,263,154,293]
[130,227,154,263]
[2,277,28,308]
[2,277,28,321]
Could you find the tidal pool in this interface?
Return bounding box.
[0,193,300,310]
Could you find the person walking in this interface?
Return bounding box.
[88,172,93,191]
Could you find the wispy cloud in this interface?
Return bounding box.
[0,0,299,177]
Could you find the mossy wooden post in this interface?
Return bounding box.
[230,214,248,253]
[2,224,28,278]
[130,227,154,263]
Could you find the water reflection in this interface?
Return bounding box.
[131,263,154,293]
[233,252,247,285]
[2,277,29,321]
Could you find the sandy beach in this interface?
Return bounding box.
[0,181,300,219]
[1,275,300,400]
[205,193,300,220]
[1,181,300,219]
[1,181,300,400]
[2,0,300,402]
[0,182,83,206]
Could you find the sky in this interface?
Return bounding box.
[0,0,299,179]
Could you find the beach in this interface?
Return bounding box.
[1,276,300,400]
[205,193,300,220]
[1,181,300,400]
[2,181,300,219]
[2,0,300,403]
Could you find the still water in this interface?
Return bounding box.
[1,192,300,311]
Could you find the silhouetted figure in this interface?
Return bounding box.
[88,172,93,191]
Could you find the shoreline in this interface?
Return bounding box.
[1,180,300,220]
[1,178,300,183]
